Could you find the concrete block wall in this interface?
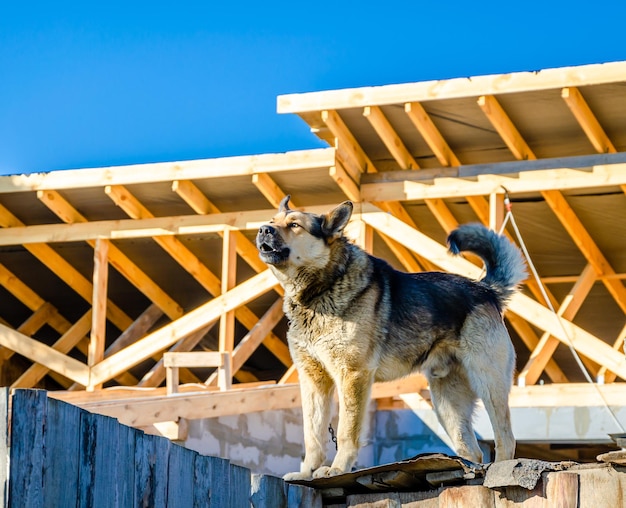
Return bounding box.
[184,403,453,477]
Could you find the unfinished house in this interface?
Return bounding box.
[1,60,625,506]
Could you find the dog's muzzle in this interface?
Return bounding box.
[256,225,290,265]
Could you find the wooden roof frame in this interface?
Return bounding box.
[0,61,625,440]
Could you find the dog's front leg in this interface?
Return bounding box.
[313,369,374,478]
[283,359,334,481]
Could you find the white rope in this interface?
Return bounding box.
[499,192,625,434]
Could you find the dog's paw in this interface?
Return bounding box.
[283,471,313,482]
[312,466,344,478]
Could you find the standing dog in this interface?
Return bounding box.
[256,196,526,480]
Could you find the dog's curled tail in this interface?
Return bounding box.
[447,223,527,303]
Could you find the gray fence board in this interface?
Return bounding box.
[9,389,47,508]
[0,388,9,508]
[4,389,308,507]
[43,396,83,507]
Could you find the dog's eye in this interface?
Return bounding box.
[288,223,300,229]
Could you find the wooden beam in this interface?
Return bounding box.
[37,190,183,320]
[322,109,377,173]
[173,178,289,369]
[405,102,461,167]
[542,189,626,314]
[165,352,231,394]
[477,95,536,161]
[0,322,90,386]
[562,87,617,154]
[329,162,360,203]
[172,180,267,274]
[89,269,279,386]
[506,313,568,384]
[360,210,626,380]
[0,302,56,363]
[206,298,286,387]
[88,238,109,391]
[0,148,337,193]
[0,203,132,331]
[361,163,626,201]
[12,311,93,388]
[277,61,626,113]
[517,264,596,386]
[363,106,419,169]
[218,229,237,386]
[138,323,217,388]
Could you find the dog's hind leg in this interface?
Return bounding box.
[428,368,484,464]
[313,369,374,478]
[463,340,516,461]
[461,312,516,462]
[284,358,335,481]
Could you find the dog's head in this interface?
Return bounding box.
[256,196,353,271]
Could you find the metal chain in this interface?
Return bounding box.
[328,423,338,450]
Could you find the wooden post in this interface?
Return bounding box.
[219,228,237,385]
[88,237,109,391]
[489,192,505,232]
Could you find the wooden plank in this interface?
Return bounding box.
[173,179,269,276]
[250,474,287,508]
[361,162,626,201]
[229,464,251,508]
[478,94,536,161]
[134,431,170,507]
[562,87,617,154]
[0,323,90,386]
[206,456,231,507]
[89,269,279,386]
[138,323,217,388]
[405,101,462,167]
[219,229,237,369]
[0,203,132,332]
[0,388,9,507]
[38,189,184,320]
[88,238,109,391]
[518,264,596,386]
[330,161,361,202]
[364,105,419,169]
[192,453,212,507]
[544,472,578,508]
[542,189,626,314]
[43,397,83,507]
[323,109,377,173]
[0,147,337,193]
[12,310,92,388]
[166,444,196,506]
[8,389,47,508]
[277,61,626,113]
[0,302,55,364]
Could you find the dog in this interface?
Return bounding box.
[256,196,526,480]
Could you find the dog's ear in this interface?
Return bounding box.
[322,201,353,242]
[278,195,292,213]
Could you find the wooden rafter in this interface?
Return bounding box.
[404,102,461,167]
[562,87,617,154]
[517,264,596,386]
[0,203,132,331]
[173,178,290,370]
[37,190,184,320]
[363,106,419,169]
[89,269,278,387]
[477,95,535,161]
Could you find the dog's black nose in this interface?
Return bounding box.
[258,225,275,236]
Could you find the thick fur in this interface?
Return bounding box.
[256,197,526,480]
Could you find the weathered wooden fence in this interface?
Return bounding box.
[0,389,321,507]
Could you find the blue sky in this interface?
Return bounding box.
[1,1,625,176]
